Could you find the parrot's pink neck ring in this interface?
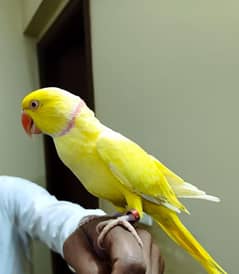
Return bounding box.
[55,100,85,137]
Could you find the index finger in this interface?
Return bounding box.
[102,226,146,274]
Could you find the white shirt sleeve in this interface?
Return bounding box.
[0,176,105,257]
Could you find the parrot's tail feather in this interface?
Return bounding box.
[179,194,220,202]
[143,201,227,274]
[171,181,221,202]
[161,201,182,214]
[141,194,182,214]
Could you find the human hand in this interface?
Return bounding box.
[63,216,165,274]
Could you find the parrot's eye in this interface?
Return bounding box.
[30,100,39,110]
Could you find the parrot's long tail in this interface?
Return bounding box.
[143,200,227,274]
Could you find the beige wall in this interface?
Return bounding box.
[22,0,69,39]
[0,0,44,183]
[90,1,236,273]
[22,0,42,29]
[0,1,52,273]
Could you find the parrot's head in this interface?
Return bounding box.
[21,87,85,137]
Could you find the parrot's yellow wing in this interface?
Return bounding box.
[150,155,184,183]
[96,130,188,214]
[150,156,220,201]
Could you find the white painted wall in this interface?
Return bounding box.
[90,1,236,273]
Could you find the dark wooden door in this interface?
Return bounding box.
[37,1,98,273]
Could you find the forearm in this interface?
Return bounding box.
[0,176,105,256]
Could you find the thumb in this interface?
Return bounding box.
[63,227,110,274]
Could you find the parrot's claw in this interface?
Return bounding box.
[96,211,143,249]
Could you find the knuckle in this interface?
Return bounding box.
[115,257,146,274]
[136,228,151,241]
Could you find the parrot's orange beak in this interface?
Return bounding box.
[21,111,42,136]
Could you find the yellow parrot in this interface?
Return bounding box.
[21,87,226,274]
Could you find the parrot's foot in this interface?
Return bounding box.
[96,209,143,248]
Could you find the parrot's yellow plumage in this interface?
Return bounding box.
[21,87,227,274]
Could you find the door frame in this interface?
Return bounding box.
[36,1,97,273]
